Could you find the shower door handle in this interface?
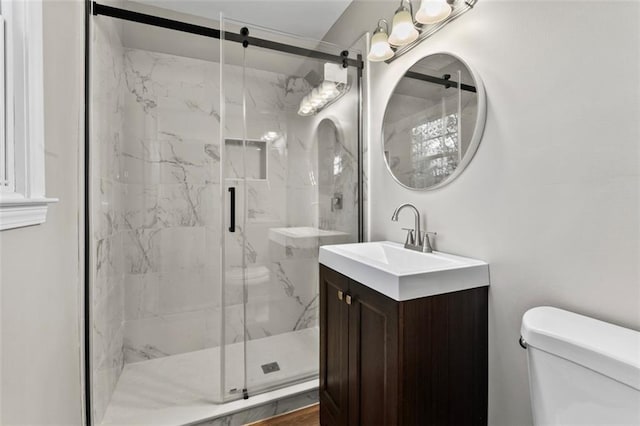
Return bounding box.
[228,187,236,232]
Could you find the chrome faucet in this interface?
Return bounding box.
[391,203,436,253]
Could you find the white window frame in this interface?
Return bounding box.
[0,0,57,231]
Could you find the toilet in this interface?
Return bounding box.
[226,265,272,301]
[521,306,640,425]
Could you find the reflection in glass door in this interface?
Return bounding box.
[221,18,360,399]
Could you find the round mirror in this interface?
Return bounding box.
[382,52,486,190]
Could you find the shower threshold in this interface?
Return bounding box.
[100,327,319,425]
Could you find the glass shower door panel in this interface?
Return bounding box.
[239,24,361,396]
[221,17,249,401]
[90,14,226,424]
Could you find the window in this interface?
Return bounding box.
[0,0,56,231]
[333,155,343,176]
[411,113,460,187]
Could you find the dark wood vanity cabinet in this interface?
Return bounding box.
[319,265,488,426]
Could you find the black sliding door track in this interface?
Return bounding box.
[404,71,477,93]
[92,2,363,69]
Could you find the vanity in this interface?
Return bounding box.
[318,241,489,426]
[317,49,490,425]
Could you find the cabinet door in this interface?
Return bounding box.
[319,266,350,426]
[348,280,399,426]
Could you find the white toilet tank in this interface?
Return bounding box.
[521,306,640,425]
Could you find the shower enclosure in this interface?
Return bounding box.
[88,2,362,425]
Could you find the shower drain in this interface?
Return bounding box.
[261,361,280,374]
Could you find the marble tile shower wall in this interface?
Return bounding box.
[224,66,317,344]
[119,49,323,361]
[316,115,358,240]
[91,39,352,417]
[90,16,126,424]
[119,49,222,363]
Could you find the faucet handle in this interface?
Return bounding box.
[401,228,415,245]
[422,231,437,253]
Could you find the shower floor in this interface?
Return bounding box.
[101,327,319,425]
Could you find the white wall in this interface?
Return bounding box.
[329,1,640,425]
[0,0,85,424]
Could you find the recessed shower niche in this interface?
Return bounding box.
[225,139,268,180]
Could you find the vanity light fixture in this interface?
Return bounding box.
[415,0,452,24]
[367,0,477,63]
[388,0,419,47]
[298,63,348,116]
[368,20,394,62]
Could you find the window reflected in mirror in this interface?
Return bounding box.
[382,53,486,190]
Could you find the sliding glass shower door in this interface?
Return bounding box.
[220,18,360,400]
[89,4,362,423]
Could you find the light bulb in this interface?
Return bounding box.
[388,8,418,46]
[320,81,338,99]
[298,95,315,116]
[298,104,314,116]
[415,0,452,25]
[310,88,323,107]
[368,29,394,62]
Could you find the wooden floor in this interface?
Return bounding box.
[245,403,319,426]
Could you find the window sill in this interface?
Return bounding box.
[0,196,59,231]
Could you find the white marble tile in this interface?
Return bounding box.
[119,150,161,185]
[91,14,127,425]
[205,144,222,184]
[158,267,219,315]
[204,308,223,349]
[246,181,284,224]
[286,187,318,227]
[157,226,207,271]
[156,184,208,227]
[94,233,124,298]
[313,116,359,237]
[199,184,222,228]
[121,140,214,186]
[93,273,125,368]
[122,98,158,147]
[123,310,208,363]
[157,96,219,144]
[267,141,287,187]
[158,140,212,183]
[242,223,273,266]
[121,184,160,230]
[123,50,159,115]
[224,225,260,271]
[223,303,247,345]
[271,258,318,304]
[124,272,160,321]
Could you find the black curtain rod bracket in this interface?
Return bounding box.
[241,27,249,48]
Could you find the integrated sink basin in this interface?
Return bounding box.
[319,241,489,301]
